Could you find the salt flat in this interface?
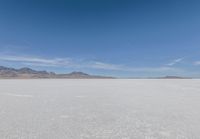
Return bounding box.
[0,79,200,139]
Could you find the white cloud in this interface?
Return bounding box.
[0,54,182,73]
[0,55,73,67]
[88,61,181,73]
[194,61,200,65]
[125,67,180,72]
[166,58,183,66]
[89,62,124,70]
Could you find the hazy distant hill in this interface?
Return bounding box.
[0,66,113,79]
[158,76,191,79]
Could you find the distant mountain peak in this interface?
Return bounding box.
[159,76,190,79]
[68,71,89,76]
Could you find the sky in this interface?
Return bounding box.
[0,0,200,77]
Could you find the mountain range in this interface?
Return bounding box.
[0,66,190,79]
[0,66,113,79]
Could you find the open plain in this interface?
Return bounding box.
[0,79,200,139]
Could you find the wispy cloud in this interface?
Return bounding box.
[89,62,124,70]
[88,61,181,73]
[0,54,182,73]
[0,55,73,67]
[166,58,183,66]
[125,67,180,72]
[194,61,200,65]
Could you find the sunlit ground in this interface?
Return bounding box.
[0,79,200,139]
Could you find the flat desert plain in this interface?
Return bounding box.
[0,79,200,139]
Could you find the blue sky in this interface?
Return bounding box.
[0,0,200,77]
